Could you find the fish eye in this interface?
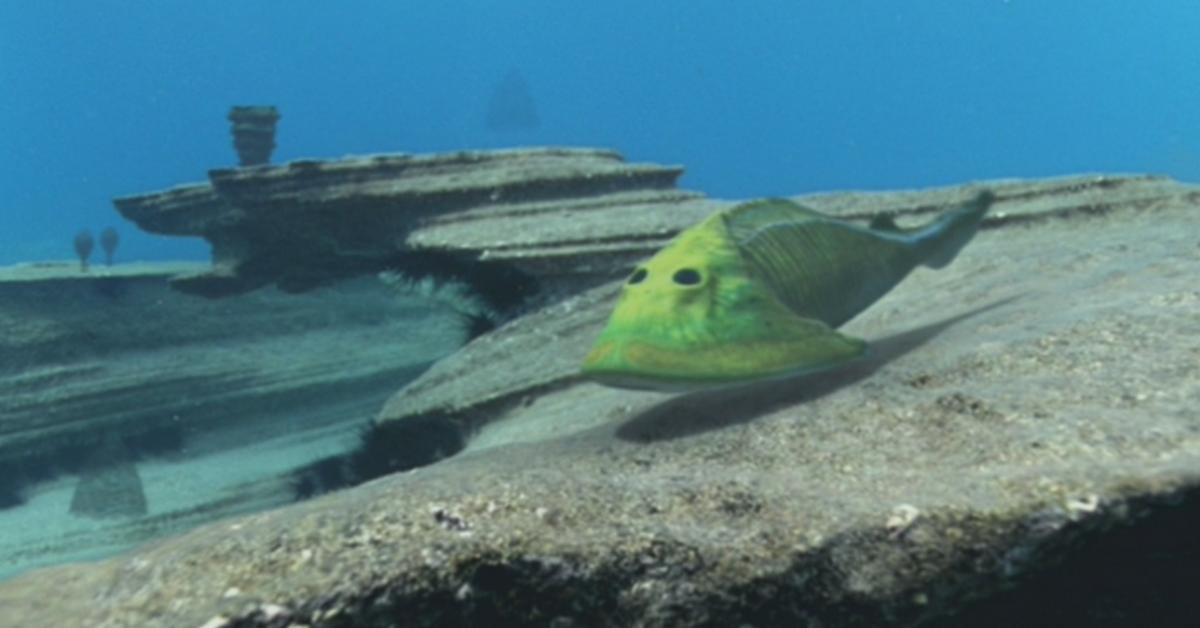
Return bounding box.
[672,268,702,286]
[627,267,648,285]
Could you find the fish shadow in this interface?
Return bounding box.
[616,295,1020,443]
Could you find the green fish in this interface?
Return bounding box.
[582,190,995,391]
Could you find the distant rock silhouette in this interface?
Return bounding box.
[100,227,119,266]
[73,229,94,272]
[486,69,540,132]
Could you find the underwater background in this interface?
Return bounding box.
[3,3,1200,622]
[2,0,1199,265]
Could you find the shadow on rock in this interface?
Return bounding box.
[616,296,1020,443]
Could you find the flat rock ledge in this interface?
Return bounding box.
[2,175,1198,627]
[113,147,718,302]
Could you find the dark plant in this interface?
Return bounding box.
[73,229,94,272]
[455,308,498,341]
[290,415,464,500]
[100,227,119,266]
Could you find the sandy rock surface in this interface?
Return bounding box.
[0,175,1197,627]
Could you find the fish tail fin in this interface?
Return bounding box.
[916,189,995,269]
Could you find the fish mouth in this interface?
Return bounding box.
[580,353,733,392]
[581,338,797,392]
[581,340,716,391]
[581,371,708,393]
[581,321,867,392]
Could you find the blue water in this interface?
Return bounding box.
[1,1,1198,265]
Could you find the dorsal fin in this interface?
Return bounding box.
[718,199,918,328]
[722,198,826,245]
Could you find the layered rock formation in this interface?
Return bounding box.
[0,262,464,578]
[3,175,1198,626]
[113,148,714,304]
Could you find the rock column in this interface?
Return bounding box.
[228,106,280,166]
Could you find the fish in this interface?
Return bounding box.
[581,190,996,391]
